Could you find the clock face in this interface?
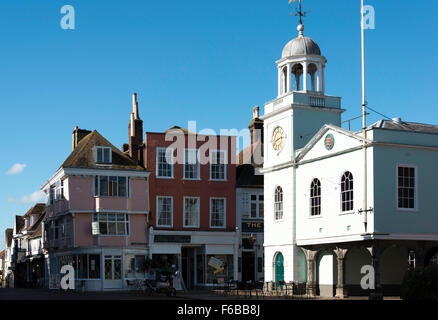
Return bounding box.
[272,126,285,151]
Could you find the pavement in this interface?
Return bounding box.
[0,288,401,300]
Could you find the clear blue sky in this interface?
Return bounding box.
[0,0,437,248]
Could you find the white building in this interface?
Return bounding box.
[261,22,438,297]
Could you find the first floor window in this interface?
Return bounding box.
[55,180,64,201]
[184,197,200,228]
[157,147,174,178]
[310,179,321,216]
[210,150,226,180]
[94,176,128,197]
[274,186,283,220]
[341,171,354,212]
[93,213,129,235]
[250,194,264,218]
[157,196,173,227]
[210,198,226,228]
[184,149,200,179]
[398,166,416,209]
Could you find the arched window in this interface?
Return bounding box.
[310,179,321,216]
[282,67,288,94]
[292,64,303,91]
[274,186,283,220]
[341,172,354,212]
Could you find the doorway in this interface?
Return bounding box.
[275,253,284,285]
[182,248,195,289]
[242,252,255,282]
[104,255,122,289]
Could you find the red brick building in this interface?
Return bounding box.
[145,127,238,288]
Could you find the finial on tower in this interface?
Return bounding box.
[288,0,311,35]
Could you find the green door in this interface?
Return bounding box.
[275,253,284,284]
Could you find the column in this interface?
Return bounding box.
[334,248,348,298]
[278,68,282,96]
[414,241,426,270]
[303,62,308,92]
[286,63,292,93]
[303,248,317,297]
[321,65,325,94]
[317,63,322,93]
[367,243,383,300]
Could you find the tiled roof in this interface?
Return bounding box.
[28,222,43,239]
[0,250,5,258]
[23,203,45,218]
[61,130,145,171]
[370,120,438,134]
[15,215,24,233]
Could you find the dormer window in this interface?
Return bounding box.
[95,146,112,164]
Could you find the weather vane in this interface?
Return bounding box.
[288,0,311,25]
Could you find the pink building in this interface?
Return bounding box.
[41,95,150,291]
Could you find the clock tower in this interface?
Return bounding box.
[261,22,344,284]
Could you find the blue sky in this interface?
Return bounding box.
[0,0,437,248]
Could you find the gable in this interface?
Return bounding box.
[296,125,369,163]
[61,130,144,171]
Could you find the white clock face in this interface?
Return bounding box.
[272,126,285,151]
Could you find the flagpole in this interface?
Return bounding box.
[361,0,368,232]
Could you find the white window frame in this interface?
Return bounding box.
[340,171,354,214]
[95,146,112,164]
[210,197,226,229]
[309,178,322,218]
[396,164,418,212]
[249,193,264,219]
[183,148,200,180]
[156,196,173,227]
[156,147,174,179]
[55,180,64,202]
[274,186,283,221]
[183,197,200,228]
[209,150,227,181]
[94,176,130,198]
[93,213,130,236]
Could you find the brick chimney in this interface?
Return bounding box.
[128,93,144,166]
[248,106,263,145]
[72,126,92,151]
[248,106,264,167]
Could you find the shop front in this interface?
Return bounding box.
[50,248,149,291]
[149,230,238,289]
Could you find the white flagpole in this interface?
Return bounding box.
[361,0,368,232]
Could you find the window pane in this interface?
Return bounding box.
[108,222,116,235]
[211,199,225,227]
[89,255,100,279]
[97,148,103,163]
[109,177,118,196]
[99,222,108,235]
[185,198,199,227]
[118,177,127,197]
[99,176,109,196]
[116,222,125,235]
[78,254,88,279]
[104,258,112,280]
[103,148,110,163]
